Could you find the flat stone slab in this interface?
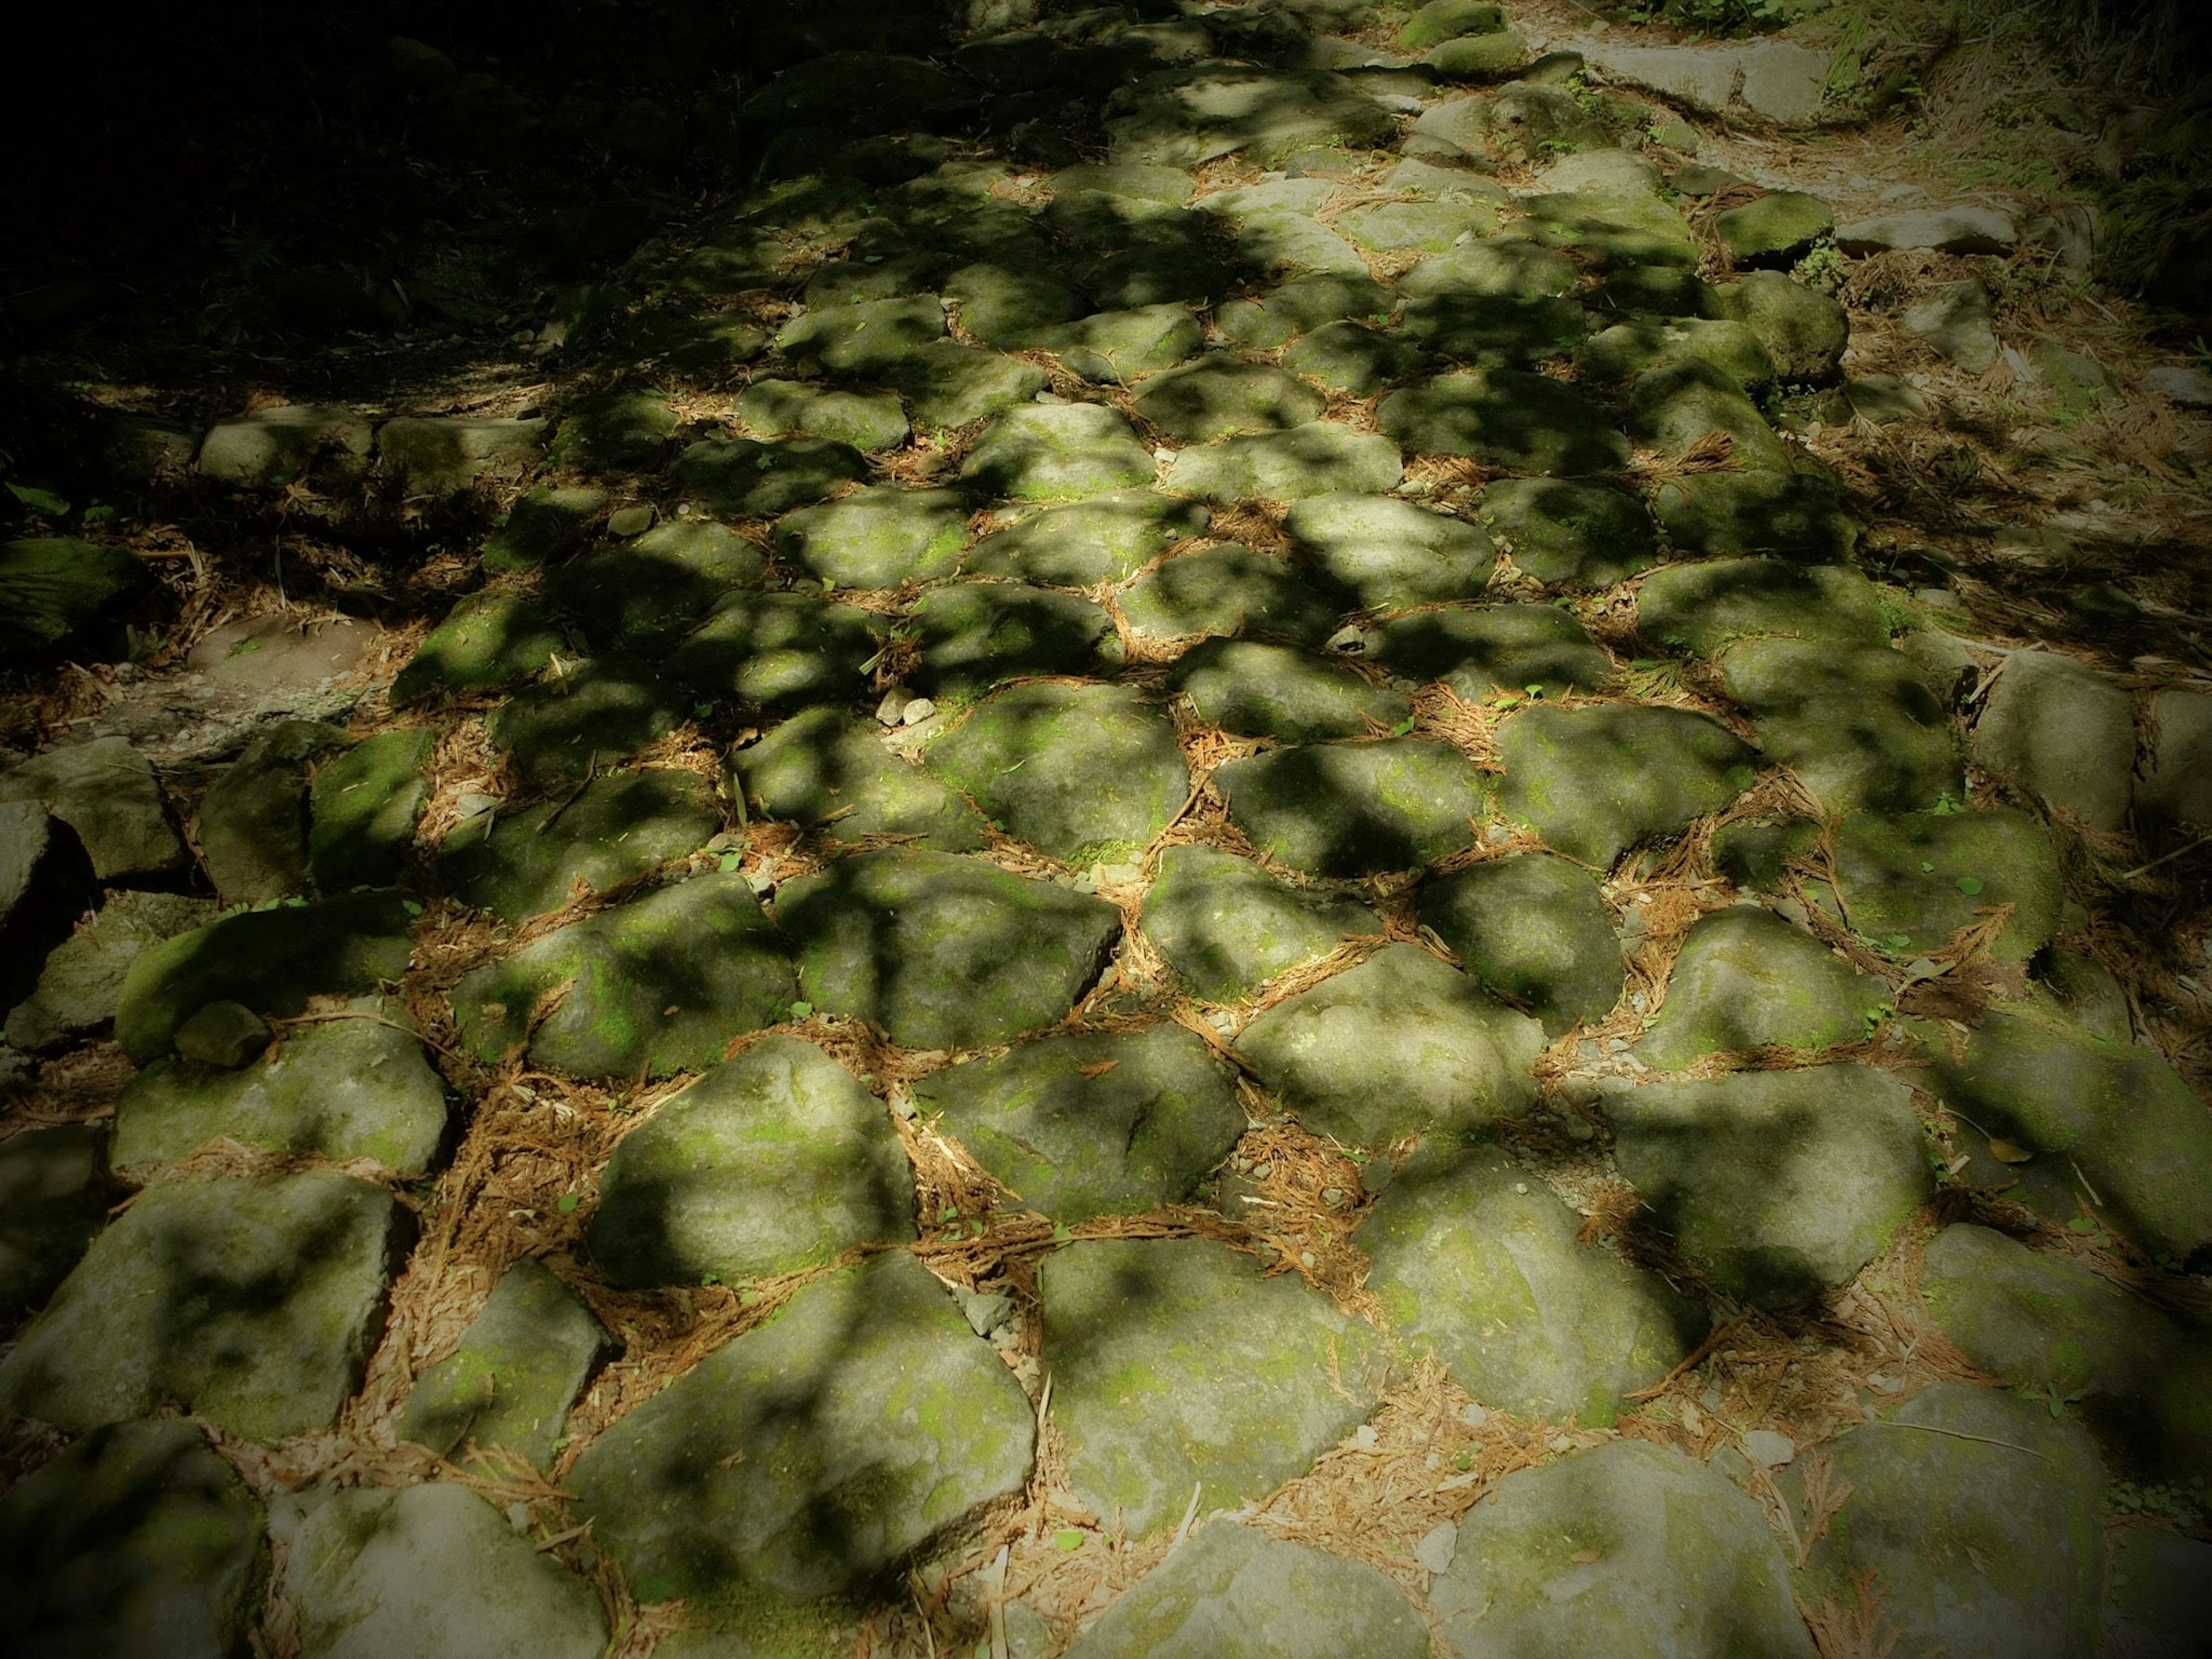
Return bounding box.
[307,726,437,892]
[1638,558,1886,654]
[1931,1008,2212,1263]
[772,484,971,589]
[114,888,414,1062]
[569,1252,1035,1613]
[6,890,216,1052]
[776,849,1121,1050]
[113,1000,449,1179]
[1399,293,1589,369]
[0,1123,109,1321]
[452,872,796,1081]
[1043,1237,1381,1537]
[1789,1382,2106,1659]
[378,415,547,496]
[1603,1063,1932,1308]
[774,293,947,376]
[1363,603,1613,700]
[966,488,1209,586]
[1651,469,1858,562]
[1163,422,1403,501]
[1217,738,1487,878]
[1495,704,1758,869]
[963,403,1157,501]
[739,380,910,452]
[908,582,1123,695]
[0,1418,267,1659]
[929,684,1188,863]
[737,709,984,851]
[396,1257,611,1471]
[485,660,684,786]
[667,591,884,713]
[1283,493,1495,611]
[1718,637,1963,814]
[0,1169,405,1441]
[592,1035,914,1286]
[1826,806,2061,961]
[1479,478,1658,588]
[911,1024,1243,1221]
[1971,649,2135,831]
[1119,543,1346,644]
[1417,853,1623,1034]
[668,437,870,519]
[1235,944,1543,1145]
[271,1481,604,1659]
[0,735,184,880]
[1397,240,1579,301]
[1106,66,1395,168]
[1636,907,1891,1070]
[1280,319,1424,396]
[1835,207,2017,255]
[442,768,718,921]
[1173,637,1409,743]
[1378,372,1631,475]
[1063,1522,1427,1659]
[1139,844,1381,1001]
[1135,358,1327,444]
[1433,1440,1814,1657]
[391,592,563,703]
[200,404,373,488]
[1363,1145,1704,1422]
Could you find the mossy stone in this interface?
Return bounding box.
[887,342,1053,429]
[966,488,1209,586]
[568,1252,1035,1604]
[1218,738,1488,878]
[486,659,684,786]
[1635,907,1890,1070]
[737,380,910,453]
[1626,359,1792,471]
[1364,603,1613,699]
[1397,0,1507,52]
[737,709,986,852]
[1479,478,1657,587]
[1417,853,1623,1034]
[1517,190,1698,269]
[668,436,870,519]
[774,294,948,376]
[1279,319,1424,396]
[912,1024,1244,1221]
[1638,558,1885,653]
[1590,265,1721,319]
[2,736,184,882]
[1234,944,1543,1143]
[1396,240,1579,301]
[1378,372,1631,475]
[1213,273,1392,350]
[0,1124,111,1322]
[1718,637,1963,813]
[910,582,1123,695]
[667,592,884,713]
[1578,317,1774,390]
[480,485,608,573]
[1120,543,1346,645]
[1363,1145,1705,1422]
[962,403,1157,501]
[1713,816,1822,891]
[545,522,778,650]
[1827,806,2061,962]
[1171,638,1408,742]
[929,684,1188,862]
[1230,211,1370,282]
[591,1035,916,1286]
[1043,1238,1381,1538]
[441,768,719,921]
[1134,359,1327,444]
[1031,304,1206,386]
[1650,468,1858,560]
[775,849,1121,1050]
[1399,293,1589,369]
[1335,200,1500,255]
[1711,191,1834,265]
[391,592,564,703]
[164,721,331,906]
[1284,493,1495,611]
[1494,703,1757,868]
[451,872,796,1080]
[1162,422,1403,501]
[1711,271,1850,385]
[773,485,971,589]
[1104,66,1396,169]
[940,260,1084,350]
[1423,31,1531,82]
[0,537,153,660]
[549,390,677,473]
[307,727,437,892]
[1138,844,1381,1001]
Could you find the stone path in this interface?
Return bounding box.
[4,1,2212,1655]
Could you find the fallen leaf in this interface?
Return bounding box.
[1569,1548,1602,1564]
[1053,1529,1085,1552]
[1078,1060,1120,1079]
[1988,1138,2034,1164]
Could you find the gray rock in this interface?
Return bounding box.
[777,848,1121,1050]
[114,888,415,1062]
[773,484,971,589]
[1363,603,1613,700]
[199,404,373,488]
[114,1001,447,1178]
[967,488,1209,586]
[1637,908,1890,1069]
[1712,192,1834,265]
[308,727,438,892]
[591,1035,914,1286]
[5,891,217,1052]
[1418,853,1623,1034]
[1364,1146,1704,1422]
[1434,1440,1814,1656]
[1235,944,1543,1145]
[442,767,719,921]
[395,1257,612,1469]
[1163,421,1404,501]
[1135,358,1327,444]
[963,403,1157,501]
[0,736,184,880]
[1903,279,2000,373]
[668,591,884,714]
[891,342,1054,430]
[2100,1527,2212,1658]
[738,380,910,452]
[2142,363,2212,408]
[1138,843,1381,1001]
[1650,468,1859,561]
[668,435,871,519]
[0,1169,406,1440]
[1283,493,1495,611]
[1788,1382,2104,1659]
[1044,1237,1381,1536]
[1826,806,2062,961]
[1605,1064,1931,1306]
[1639,558,1887,654]
[1578,44,1741,115]
[1712,271,1850,385]
[1379,372,1631,475]
[194,719,349,903]
[0,1418,267,1659]
[0,536,154,661]
[738,709,984,852]
[1836,207,2018,255]
[1062,1522,1427,1659]
[1279,319,1425,396]
[1972,649,2135,831]
[1479,478,1657,588]
[1718,637,1964,813]
[1217,738,1487,878]
[480,484,608,574]
[930,683,1188,862]
[1627,360,1793,471]
[0,1123,110,1321]
[912,1024,1243,1219]
[1931,1007,2212,1263]
[1229,211,1371,282]
[1834,373,1930,423]
[1171,638,1408,742]
[1737,41,1831,122]
[377,416,547,497]
[547,390,679,473]
[2138,686,2212,827]
[1495,704,1758,868]
[910,582,1123,695]
[390,592,564,704]
[1105,66,1395,169]
[271,1482,604,1659]
[545,521,771,652]
[1119,543,1346,644]
[569,1252,1035,1613]
[775,293,948,376]
[171,999,271,1067]
[453,872,795,1081]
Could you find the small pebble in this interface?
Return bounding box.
[1298,1250,1316,1268]
[607,504,656,538]
[1414,1520,1458,1573]
[1353,1425,1380,1452]
[1460,1402,1488,1427]
[901,698,937,725]
[1744,1429,1797,1468]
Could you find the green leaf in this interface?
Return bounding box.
[402,899,425,917]
[1390,716,1416,736]
[6,481,69,516]
[2066,1216,2100,1234]
[1051,1222,1073,1241]
[1920,861,1936,874]
[556,1194,581,1214]
[939,1205,961,1224]
[718,851,742,873]
[1885,933,1910,949]
[81,503,115,525]
[1956,876,1984,895]
[789,999,815,1019]
[1054,1529,1085,1552]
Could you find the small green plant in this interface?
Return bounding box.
[1793,240,1849,295]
